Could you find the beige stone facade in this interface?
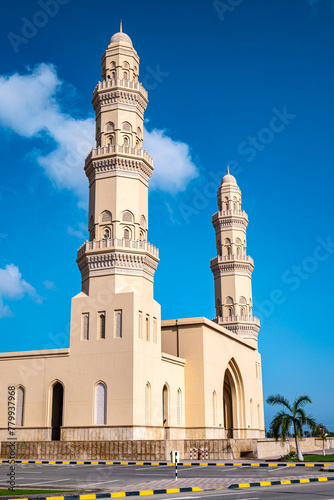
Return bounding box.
[0,26,265,458]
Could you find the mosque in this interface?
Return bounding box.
[0,25,265,459]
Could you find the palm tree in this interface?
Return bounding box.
[266,394,316,461]
[315,424,328,456]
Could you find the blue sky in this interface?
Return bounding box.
[0,0,333,430]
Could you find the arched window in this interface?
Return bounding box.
[99,313,106,339]
[123,136,130,146]
[122,211,134,223]
[226,296,233,305]
[123,61,129,69]
[250,399,253,428]
[224,197,229,210]
[105,122,114,132]
[107,135,114,146]
[122,122,132,132]
[16,386,25,427]
[140,231,145,241]
[212,391,217,426]
[257,404,261,429]
[140,215,146,229]
[146,315,150,341]
[145,383,151,425]
[101,211,112,224]
[102,227,111,240]
[95,382,106,425]
[240,307,245,318]
[177,389,182,426]
[162,384,169,426]
[153,317,157,344]
[228,307,233,318]
[216,298,221,307]
[111,71,116,79]
[115,311,122,338]
[138,311,142,339]
[239,296,247,304]
[110,61,116,68]
[123,228,130,240]
[123,71,129,80]
[82,313,89,340]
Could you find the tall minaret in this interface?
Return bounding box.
[210,168,260,342]
[76,23,159,298]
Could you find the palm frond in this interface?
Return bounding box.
[294,395,312,410]
[266,394,292,412]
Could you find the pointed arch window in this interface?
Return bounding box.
[82,313,89,340]
[177,389,182,426]
[123,228,130,240]
[95,382,106,425]
[138,311,142,339]
[145,382,151,425]
[105,122,114,132]
[99,312,106,339]
[250,399,254,428]
[115,310,122,338]
[153,317,157,344]
[122,122,132,132]
[16,386,25,427]
[212,390,217,426]
[122,211,134,223]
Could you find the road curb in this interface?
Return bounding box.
[0,487,204,500]
[0,459,332,468]
[228,476,334,489]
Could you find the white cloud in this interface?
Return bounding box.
[44,280,57,291]
[143,127,199,193]
[0,63,199,200]
[67,222,87,240]
[0,264,42,318]
[0,63,94,202]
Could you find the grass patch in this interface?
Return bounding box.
[0,490,76,497]
[304,454,334,462]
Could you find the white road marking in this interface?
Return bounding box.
[17,479,70,485]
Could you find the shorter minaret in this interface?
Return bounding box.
[210,168,260,342]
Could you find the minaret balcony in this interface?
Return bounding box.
[93,78,148,100]
[210,254,254,266]
[217,315,261,327]
[213,209,248,221]
[77,237,159,261]
[85,144,153,167]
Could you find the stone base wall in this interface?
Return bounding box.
[0,438,255,460]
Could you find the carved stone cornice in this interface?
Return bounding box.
[92,89,147,118]
[213,217,248,231]
[77,249,159,284]
[85,155,153,185]
[210,260,254,279]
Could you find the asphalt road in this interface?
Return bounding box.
[0,463,333,496]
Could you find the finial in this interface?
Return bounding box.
[227,164,230,175]
[120,20,123,33]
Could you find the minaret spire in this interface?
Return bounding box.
[210,172,260,343]
[120,20,123,32]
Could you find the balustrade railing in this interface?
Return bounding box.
[85,144,153,164]
[93,78,147,98]
[217,315,260,326]
[210,254,254,265]
[77,238,159,259]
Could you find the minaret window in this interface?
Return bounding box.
[101,211,112,224]
[123,71,129,80]
[123,61,129,69]
[228,307,233,319]
[140,215,146,229]
[123,136,130,146]
[82,313,89,340]
[115,310,122,338]
[102,228,111,240]
[146,315,150,341]
[224,197,229,210]
[106,122,114,132]
[138,312,142,339]
[123,228,130,240]
[122,211,134,223]
[240,307,245,318]
[99,313,106,339]
[153,317,157,343]
[122,122,132,132]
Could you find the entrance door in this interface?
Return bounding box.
[51,382,63,441]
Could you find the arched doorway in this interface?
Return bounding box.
[223,374,233,437]
[51,382,63,441]
[223,359,246,438]
[162,384,169,427]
